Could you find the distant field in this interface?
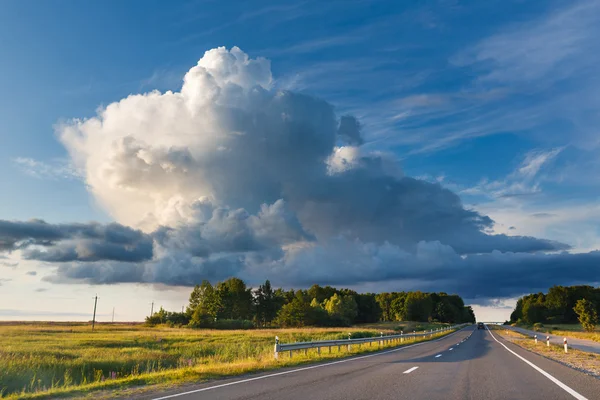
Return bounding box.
[0,321,452,399]
[355,321,449,331]
[517,323,600,343]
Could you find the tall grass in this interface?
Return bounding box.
[0,322,451,399]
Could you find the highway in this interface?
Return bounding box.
[142,326,600,400]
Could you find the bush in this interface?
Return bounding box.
[574,299,598,332]
[189,318,254,330]
[533,322,544,331]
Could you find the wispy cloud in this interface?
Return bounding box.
[139,68,185,91]
[452,0,599,85]
[12,158,82,181]
[270,34,364,55]
[365,0,600,154]
[462,147,564,199]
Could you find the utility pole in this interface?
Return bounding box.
[92,295,98,331]
[112,307,115,323]
[150,301,154,317]
[182,305,184,313]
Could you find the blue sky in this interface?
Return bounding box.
[1,0,599,321]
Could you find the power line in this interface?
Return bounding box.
[92,295,98,331]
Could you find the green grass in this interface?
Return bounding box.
[0,321,454,399]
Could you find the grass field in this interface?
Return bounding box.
[0,321,453,399]
[516,323,600,343]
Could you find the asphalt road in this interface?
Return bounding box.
[142,326,600,400]
[507,326,600,354]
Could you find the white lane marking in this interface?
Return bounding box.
[486,327,587,400]
[435,354,442,358]
[403,366,419,374]
[449,348,454,351]
[152,328,470,399]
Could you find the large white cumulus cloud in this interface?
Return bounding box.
[59,46,336,229]
[1,46,581,299]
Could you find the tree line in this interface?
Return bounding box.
[509,285,600,331]
[146,277,475,328]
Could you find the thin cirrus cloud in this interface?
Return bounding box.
[3,46,595,302]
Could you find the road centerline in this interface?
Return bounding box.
[403,366,419,374]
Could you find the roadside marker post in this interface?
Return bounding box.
[564,338,568,353]
[348,333,352,351]
[534,335,537,344]
[274,336,280,360]
[546,336,550,347]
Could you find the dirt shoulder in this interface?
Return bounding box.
[494,327,600,379]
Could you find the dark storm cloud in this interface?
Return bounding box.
[290,172,568,254]
[337,115,364,145]
[0,220,153,262]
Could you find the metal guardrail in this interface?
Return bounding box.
[274,323,469,359]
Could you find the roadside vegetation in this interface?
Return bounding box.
[148,278,476,329]
[509,285,599,341]
[0,321,457,399]
[494,326,600,379]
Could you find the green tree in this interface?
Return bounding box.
[309,298,331,326]
[216,278,253,320]
[403,291,433,321]
[254,279,279,327]
[462,306,476,323]
[354,293,381,323]
[573,299,598,332]
[546,286,569,323]
[276,294,311,327]
[375,293,394,321]
[307,284,338,304]
[188,280,221,321]
[390,294,407,321]
[323,294,358,326]
[522,294,546,324]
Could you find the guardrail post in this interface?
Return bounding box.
[304,348,308,356]
[546,336,550,347]
[564,338,568,353]
[348,333,352,351]
[274,336,280,360]
[317,346,321,355]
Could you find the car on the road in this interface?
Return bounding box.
[477,322,485,329]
